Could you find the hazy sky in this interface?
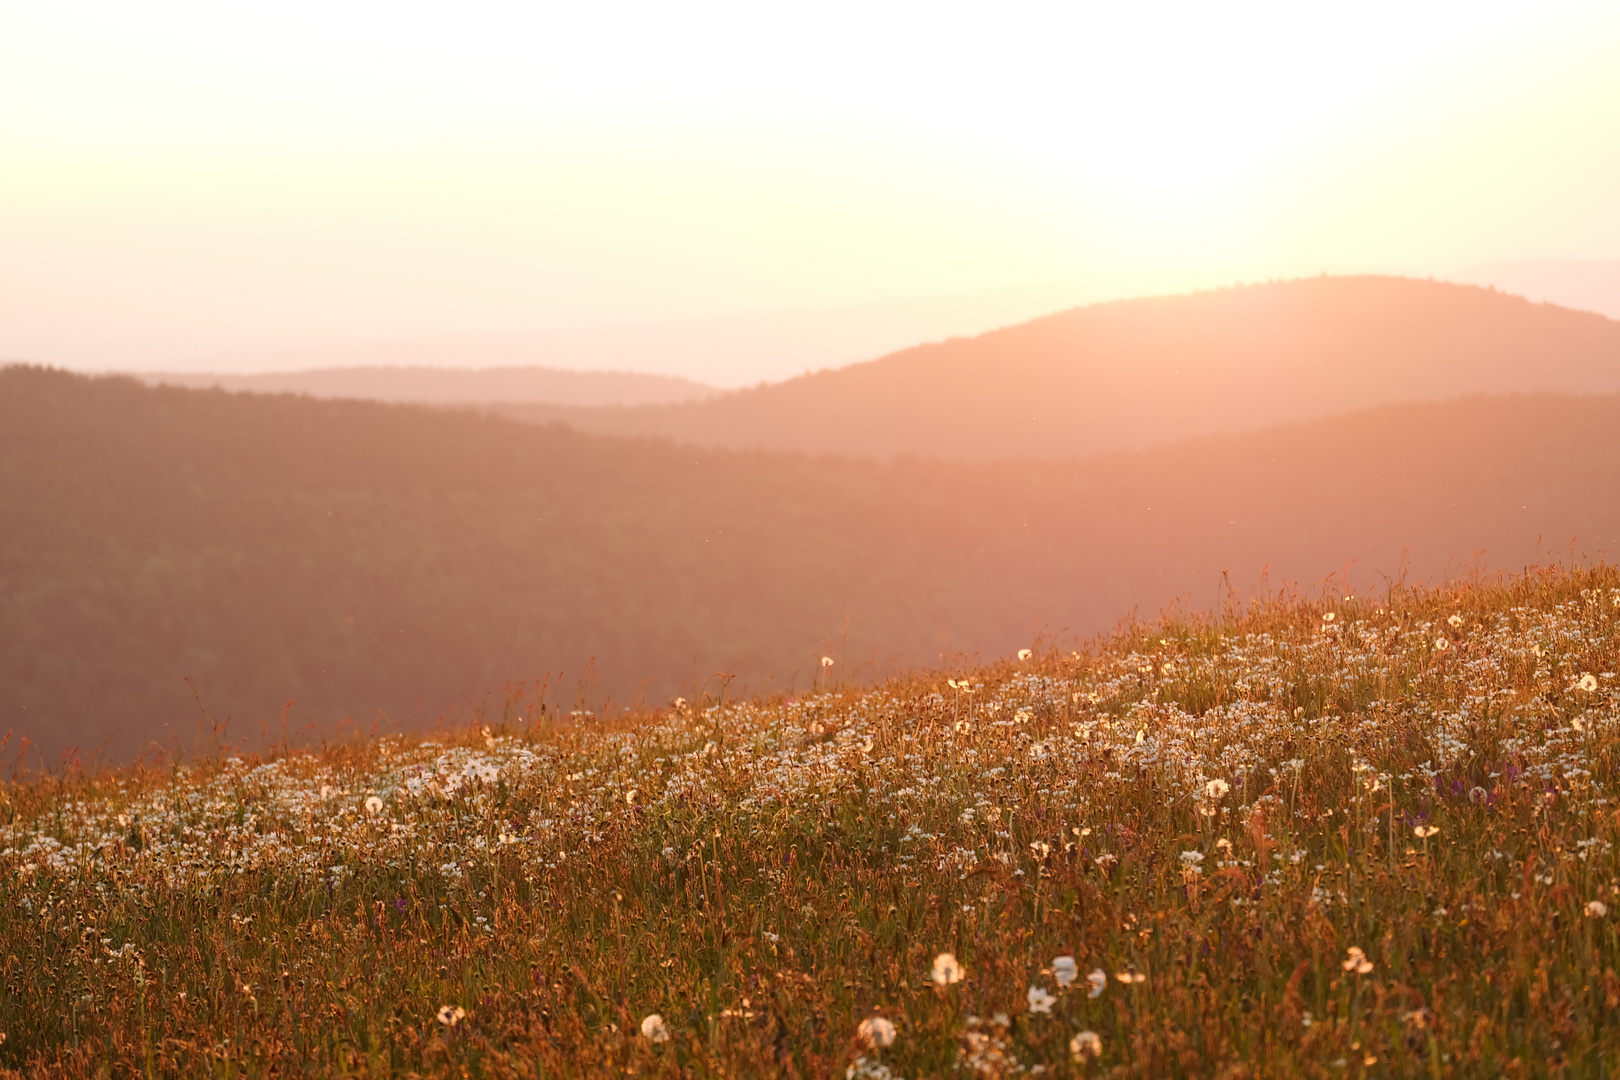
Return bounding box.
[4,1,1619,384]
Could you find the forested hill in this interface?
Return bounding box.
[139,365,719,407]
[6,366,1620,764]
[488,276,1620,459]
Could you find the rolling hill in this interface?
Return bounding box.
[6,366,1620,763]
[138,365,719,407]
[487,276,1620,459]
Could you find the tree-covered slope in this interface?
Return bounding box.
[7,366,1620,764]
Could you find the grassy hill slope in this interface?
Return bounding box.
[489,276,1620,460]
[2,566,1618,1075]
[7,367,1620,762]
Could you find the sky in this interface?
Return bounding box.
[3,1,1619,386]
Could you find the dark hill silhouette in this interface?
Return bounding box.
[6,366,1620,763]
[488,276,1620,459]
[139,365,719,407]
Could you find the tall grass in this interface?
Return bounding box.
[4,564,1620,1077]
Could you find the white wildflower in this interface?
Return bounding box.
[846,1057,895,1080]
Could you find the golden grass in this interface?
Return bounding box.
[4,564,1620,1077]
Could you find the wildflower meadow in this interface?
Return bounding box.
[5,565,1620,1077]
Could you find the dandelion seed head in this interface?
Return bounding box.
[640,1012,671,1042]
[856,1014,896,1048]
[1087,969,1107,997]
[931,952,964,986]
[1071,1030,1102,1060]
[1051,956,1077,986]
[1341,946,1373,974]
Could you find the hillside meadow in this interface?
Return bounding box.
[9,366,1620,762]
[3,565,1619,1076]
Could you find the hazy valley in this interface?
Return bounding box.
[7,276,1620,765]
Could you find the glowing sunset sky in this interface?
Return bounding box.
[3,1,1619,384]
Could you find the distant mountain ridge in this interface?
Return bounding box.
[138,365,720,408]
[487,276,1620,459]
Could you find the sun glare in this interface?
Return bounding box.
[1,2,1617,371]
